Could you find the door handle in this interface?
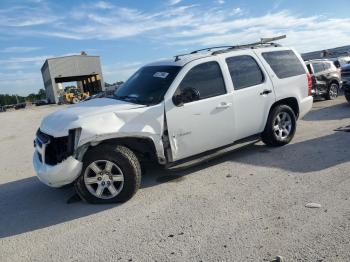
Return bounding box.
[260,89,272,95]
[216,102,232,109]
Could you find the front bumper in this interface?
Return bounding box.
[33,151,83,188]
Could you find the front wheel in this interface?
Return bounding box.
[261,105,296,147]
[325,83,339,100]
[75,145,141,204]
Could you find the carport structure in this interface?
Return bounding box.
[41,54,105,104]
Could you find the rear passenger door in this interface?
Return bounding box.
[225,53,275,140]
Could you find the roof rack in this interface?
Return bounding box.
[174,35,286,61]
[174,46,232,61]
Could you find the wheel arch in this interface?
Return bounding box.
[269,97,299,119]
[328,78,340,87]
[78,136,160,164]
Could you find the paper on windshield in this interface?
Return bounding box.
[153,72,169,78]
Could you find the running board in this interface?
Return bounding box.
[166,135,260,170]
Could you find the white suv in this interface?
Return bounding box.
[33,43,313,203]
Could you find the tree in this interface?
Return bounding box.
[38,89,46,99]
[0,88,46,105]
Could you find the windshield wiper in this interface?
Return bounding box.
[114,95,148,105]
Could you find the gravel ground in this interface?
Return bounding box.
[0,98,349,262]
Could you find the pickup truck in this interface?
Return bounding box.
[33,44,313,203]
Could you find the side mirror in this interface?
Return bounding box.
[172,94,184,107]
[172,87,200,106]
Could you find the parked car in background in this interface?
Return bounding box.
[33,42,313,204]
[14,103,26,110]
[305,60,341,100]
[34,99,49,106]
[342,64,350,103]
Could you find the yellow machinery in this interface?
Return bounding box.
[63,87,90,104]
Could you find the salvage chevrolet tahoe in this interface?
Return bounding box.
[33,41,313,203]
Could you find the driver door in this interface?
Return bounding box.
[164,60,235,161]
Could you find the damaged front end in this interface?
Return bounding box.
[33,128,83,187]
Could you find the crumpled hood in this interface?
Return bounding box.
[40,98,146,137]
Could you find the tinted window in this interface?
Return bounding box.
[262,50,305,79]
[312,63,324,73]
[226,55,264,90]
[178,62,226,100]
[114,66,181,105]
[333,61,341,68]
[324,62,331,70]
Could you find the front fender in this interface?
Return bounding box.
[76,133,166,165]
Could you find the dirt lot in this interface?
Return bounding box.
[0,98,349,261]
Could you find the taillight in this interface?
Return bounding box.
[307,73,312,96]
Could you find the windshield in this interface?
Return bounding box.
[114,66,181,105]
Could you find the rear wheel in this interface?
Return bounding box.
[325,82,339,100]
[261,105,296,147]
[75,145,141,204]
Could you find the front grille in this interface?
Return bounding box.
[37,129,51,144]
[36,129,75,165]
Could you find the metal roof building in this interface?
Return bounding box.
[302,45,350,61]
[41,54,105,104]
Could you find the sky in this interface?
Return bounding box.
[1,0,350,96]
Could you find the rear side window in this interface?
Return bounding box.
[324,63,331,70]
[262,50,305,79]
[312,63,324,73]
[178,61,226,100]
[226,55,264,90]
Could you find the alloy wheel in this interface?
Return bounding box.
[273,112,292,141]
[84,160,124,199]
[329,84,338,99]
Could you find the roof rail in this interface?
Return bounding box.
[212,35,286,55]
[174,35,286,61]
[174,46,233,61]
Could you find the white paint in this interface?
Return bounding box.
[33,46,313,188]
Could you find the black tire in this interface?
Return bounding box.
[75,144,141,204]
[72,97,80,104]
[261,105,296,147]
[325,82,339,100]
[345,93,350,103]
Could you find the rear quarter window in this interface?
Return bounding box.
[262,50,306,79]
[312,63,324,74]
